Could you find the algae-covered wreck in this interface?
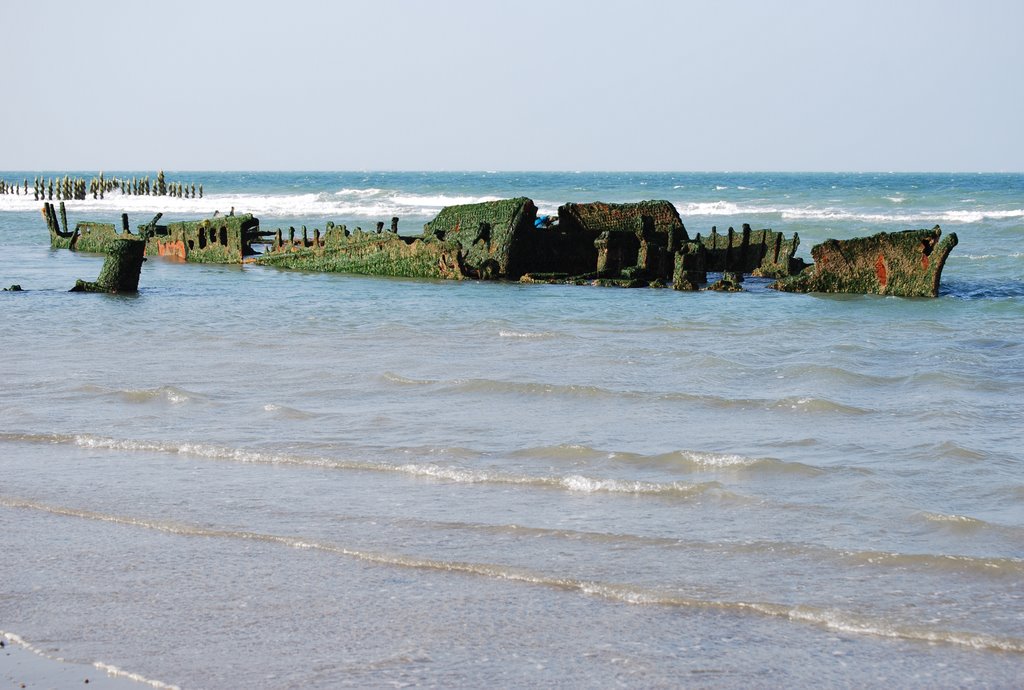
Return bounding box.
[43,196,958,297]
[772,226,958,298]
[253,197,810,288]
[44,201,267,263]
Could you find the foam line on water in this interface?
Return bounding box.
[381,373,873,415]
[0,189,512,221]
[0,432,729,499]
[381,515,1024,579]
[676,200,1024,224]
[5,191,1022,225]
[4,498,1022,654]
[0,630,180,689]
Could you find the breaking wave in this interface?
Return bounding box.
[261,403,317,420]
[498,329,555,339]
[918,512,989,529]
[0,432,729,498]
[86,385,201,405]
[644,449,824,475]
[0,188,538,222]
[6,185,1020,226]
[675,200,1024,225]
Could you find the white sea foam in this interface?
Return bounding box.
[0,188,515,221]
[0,193,226,216]
[679,201,745,216]
[389,192,502,208]
[121,386,192,405]
[393,462,718,496]
[498,329,552,339]
[920,511,987,526]
[675,450,760,468]
[559,474,712,495]
[767,606,1024,652]
[335,187,386,197]
[18,432,718,498]
[675,200,1024,224]
[93,662,182,689]
[1,631,180,689]
[260,403,314,419]
[7,186,1021,226]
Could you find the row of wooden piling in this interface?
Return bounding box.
[266,217,402,250]
[0,171,204,201]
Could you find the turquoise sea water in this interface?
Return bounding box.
[1,172,1022,687]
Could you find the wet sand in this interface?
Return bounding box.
[1,637,159,689]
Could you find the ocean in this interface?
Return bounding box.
[1,171,1022,688]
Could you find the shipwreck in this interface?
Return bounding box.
[44,202,266,262]
[41,197,957,298]
[253,198,812,289]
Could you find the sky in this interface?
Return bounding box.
[2,0,1022,171]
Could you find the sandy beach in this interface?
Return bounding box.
[1,635,165,689]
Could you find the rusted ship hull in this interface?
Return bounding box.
[43,198,957,297]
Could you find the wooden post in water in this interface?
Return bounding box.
[70,238,146,293]
[41,203,59,238]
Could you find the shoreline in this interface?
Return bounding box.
[1,633,175,689]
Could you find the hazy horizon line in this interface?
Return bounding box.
[2,169,1022,175]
